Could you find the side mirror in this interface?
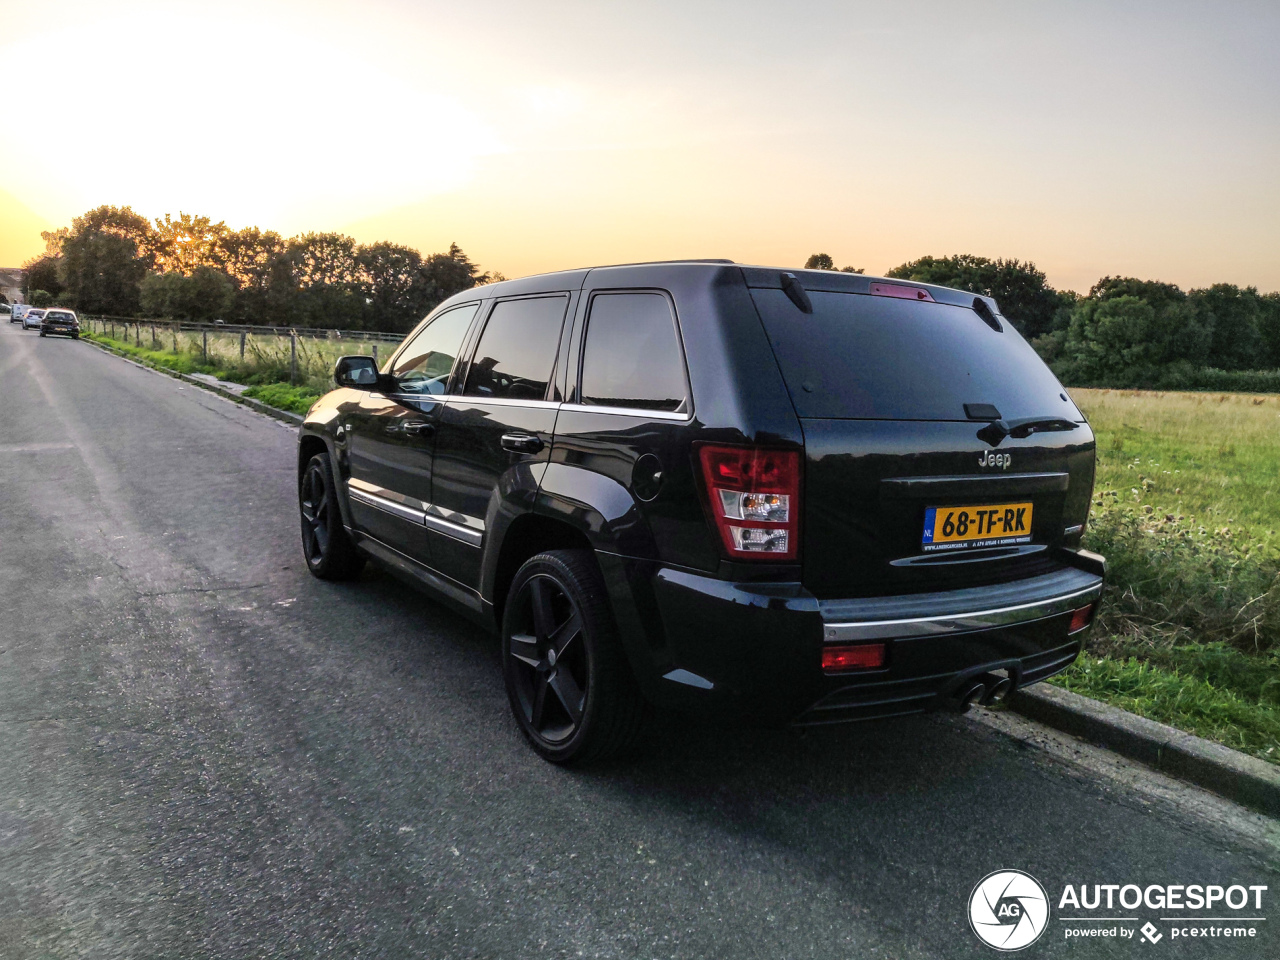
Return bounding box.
[333,355,381,389]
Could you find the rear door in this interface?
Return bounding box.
[549,287,696,564]
[428,293,572,589]
[750,279,1095,599]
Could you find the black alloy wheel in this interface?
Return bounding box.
[502,550,649,764]
[299,451,365,580]
[508,573,590,745]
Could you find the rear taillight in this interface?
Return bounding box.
[1068,603,1095,634]
[698,444,801,561]
[822,643,886,673]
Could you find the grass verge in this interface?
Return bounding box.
[1050,645,1280,762]
[241,383,322,415]
[1053,387,1280,764]
[84,330,322,416]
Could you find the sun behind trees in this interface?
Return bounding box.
[22,206,498,333]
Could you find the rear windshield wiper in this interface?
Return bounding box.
[976,417,1079,447]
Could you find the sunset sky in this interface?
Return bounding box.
[2,0,1277,292]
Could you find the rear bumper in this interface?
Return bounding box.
[603,552,1104,724]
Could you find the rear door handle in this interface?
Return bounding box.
[402,421,435,437]
[501,433,544,454]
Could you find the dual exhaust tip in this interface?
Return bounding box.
[951,673,1014,711]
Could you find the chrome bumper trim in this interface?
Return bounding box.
[823,582,1103,642]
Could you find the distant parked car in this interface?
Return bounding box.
[40,308,80,338]
[21,308,46,330]
[11,304,31,324]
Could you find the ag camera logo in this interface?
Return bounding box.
[969,869,1050,951]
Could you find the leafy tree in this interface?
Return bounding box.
[417,242,489,306]
[1189,284,1264,371]
[153,212,230,275]
[22,255,62,299]
[139,267,234,321]
[59,205,156,314]
[139,272,185,318]
[213,227,288,322]
[1085,276,1213,364]
[29,290,53,308]
[1258,293,1280,369]
[804,252,863,274]
[1089,276,1184,313]
[280,233,364,328]
[886,254,1064,338]
[1059,296,1161,381]
[357,241,425,331]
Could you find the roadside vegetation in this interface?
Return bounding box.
[1058,388,1280,763]
[80,325,371,414]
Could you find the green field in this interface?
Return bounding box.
[1058,388,1280,762]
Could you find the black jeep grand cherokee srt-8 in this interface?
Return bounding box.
[297,261,1104,762]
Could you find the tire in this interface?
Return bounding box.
[502,550,650,764]
[299,451,365,580]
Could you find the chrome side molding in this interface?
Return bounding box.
[348,477,484,547]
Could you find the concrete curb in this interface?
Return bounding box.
[80,336,304,426]
[1008,683,1280,818]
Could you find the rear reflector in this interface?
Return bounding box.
[869,282,935,302]
[822,643,886,673]
[1068,604,1095,634]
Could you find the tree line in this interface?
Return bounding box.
[807,252,1280,388]
[22,206,499,332]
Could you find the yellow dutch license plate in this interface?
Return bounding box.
[921,502,1033,552]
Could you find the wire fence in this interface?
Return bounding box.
[82,316,406,387]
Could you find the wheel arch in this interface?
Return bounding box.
[297,431,358,530]
[486,513,594,627]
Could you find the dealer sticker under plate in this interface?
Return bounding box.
[921,502,1033,552]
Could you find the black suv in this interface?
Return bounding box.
[298,261,1104,762]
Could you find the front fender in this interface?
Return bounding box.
[298,399,356,530]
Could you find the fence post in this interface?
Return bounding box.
[135,323,141,347]
[290,330,298,384]
[372,343,378,367]
[240,330,246,361]
[151,323,158,348]
[171,324,178,352]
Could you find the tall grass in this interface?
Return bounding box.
[84,322,400,396]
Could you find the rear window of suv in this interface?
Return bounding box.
[579,292,687,412]
[751,289,1079,422]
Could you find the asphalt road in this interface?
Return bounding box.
[0,321,1276,959]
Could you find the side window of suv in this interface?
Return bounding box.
[390,303,479,395]
[579,292,687,412]
[462,295,568,401]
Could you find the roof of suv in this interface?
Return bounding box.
[448,259,1001,318]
